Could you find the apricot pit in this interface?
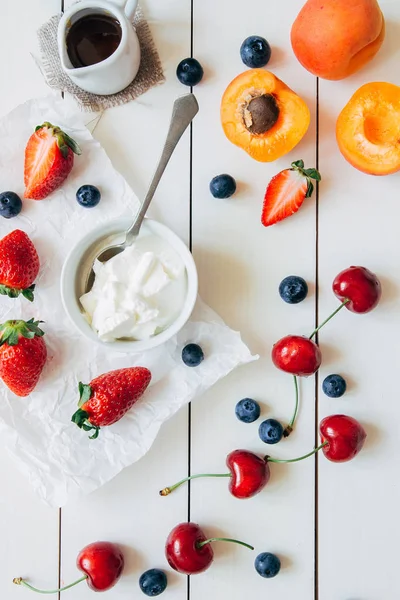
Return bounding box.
[245,94,279,135]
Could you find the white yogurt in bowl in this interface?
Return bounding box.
[61,218,198,353]
[80,233,188,342]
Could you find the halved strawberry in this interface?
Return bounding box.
[261,160,321,227]
[24,122,81,200]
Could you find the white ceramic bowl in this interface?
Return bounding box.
[61,218,198,353]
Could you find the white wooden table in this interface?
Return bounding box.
[1,0,399,598]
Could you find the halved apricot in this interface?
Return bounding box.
[336,82,400,176]
[221,69,310,162]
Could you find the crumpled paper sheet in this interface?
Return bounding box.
[0,95,257,507]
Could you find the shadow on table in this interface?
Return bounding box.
[362,421,383,454]
[362,18,400,76]
[317,341,344,367]
[379,274,398,308]
[118,544,147,576]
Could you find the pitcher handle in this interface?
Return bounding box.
[110,0,139,20]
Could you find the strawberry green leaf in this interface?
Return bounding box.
[291,159,305,170]
[306,180,314,199]
[56,138,69,159]
[25,319,45,337]
[71,408,100,439]
[0,284,20,299]
[35,122,82,157]
[0,284,35,302]
[0,319,45,346]
[304,168,321,181]
[63,132,82,156]
[78,382,92,407]
[22,285,35,303]
[71,408,90,427]
[0,326,19,346]
[89,428,100,440]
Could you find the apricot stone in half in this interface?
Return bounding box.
[221,69,310,162]
[336,82,400,176]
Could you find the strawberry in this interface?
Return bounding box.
[0,229,39,302]
[261,160,321,227]
[0,319,47,397]
[72,367,152,439]
[24,122,81,200]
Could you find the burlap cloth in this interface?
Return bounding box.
[37,7,165,112]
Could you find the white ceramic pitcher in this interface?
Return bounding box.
[58,0,141,95]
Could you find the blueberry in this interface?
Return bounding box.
[235,398,261,423]
[240,36,271,68]
[139,569,167,597]
[176,58,204,86]
[76,185,101,208]
[182,343,204,367]
[255,552,281,578]
[0,192,22,219]
[279,276,308,304]
[322,374,347,398]
[210,174,237,199]
[259,418,283,445]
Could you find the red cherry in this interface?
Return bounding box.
[320,414,366,462]
[227,450,270,499]
[165,523,214,575]
[272,335,322,376]
[333,266,381,314]
[77,542,124,591]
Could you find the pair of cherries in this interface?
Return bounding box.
[272,266,382,376]
[161,415,366,575]
[161,413,367,500]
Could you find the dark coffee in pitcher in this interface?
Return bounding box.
[66,13,122,69]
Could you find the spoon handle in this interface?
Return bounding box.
[126,94,199,245]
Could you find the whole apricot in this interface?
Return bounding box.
[291,0,385,80]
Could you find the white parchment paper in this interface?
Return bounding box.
[0,96,257,507]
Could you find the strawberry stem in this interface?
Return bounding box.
[309,300,350,340]
[71,408,100,440]
[0,283,35,302]
[72,383,99,439]
[35,122,82,157]
[196,538,254,551]
[160,473,231,496]
[0,319,44,346]
[266,441,328,464]
[13,575,87,594]
[283,376,299,437]
[291,160,321,198]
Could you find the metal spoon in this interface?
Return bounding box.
[84,94,199,293]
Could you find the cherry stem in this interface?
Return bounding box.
[197,538,254,551]
[309,300,350,340]
[13,575,88,594]
[266,441,328,464]
[160,473,231,496]
[284,376,299,437]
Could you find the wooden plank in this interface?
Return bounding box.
[190,1,317,598]
[317,1,399,598]
[59,1,191,598]
[0,2,61,597]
